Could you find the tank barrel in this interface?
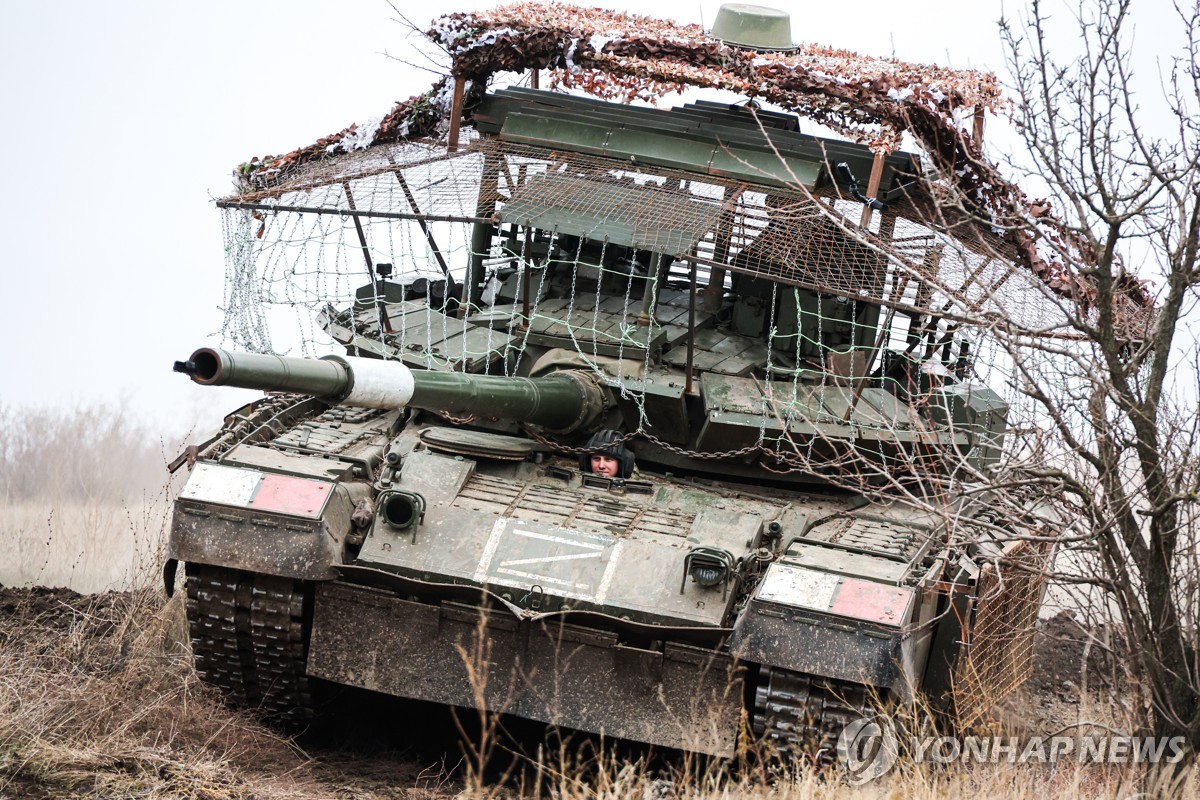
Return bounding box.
[174,348,604,433]
[174,348,349,396]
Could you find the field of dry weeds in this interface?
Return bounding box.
[1,403,1196,798]
[0,402,178,593]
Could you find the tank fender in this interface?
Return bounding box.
[168,461,369,581]
[163,558,179,597]
[730,560,919,691]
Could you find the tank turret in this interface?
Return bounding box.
[174,347,608,435]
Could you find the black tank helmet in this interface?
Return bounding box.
[579,429,635,478]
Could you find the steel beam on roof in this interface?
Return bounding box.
[215,200,493,226]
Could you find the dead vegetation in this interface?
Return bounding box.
[0,401,172,506]
[0,402,339,796]
[0,406,1194,797]
[0,402,184,593]
[1,582,1196,799]
[0,587,318,798]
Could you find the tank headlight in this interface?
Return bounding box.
[378,490,426,542]
[681,546,737,599]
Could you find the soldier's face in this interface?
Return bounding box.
[590,454,620,477]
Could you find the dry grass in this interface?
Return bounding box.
[3,583,1192,800]
[0,401,172,506]
[0,588,331,799]
[0,404,328,797]
[4,576,1189,799]
[0,500,172,594]
[506,758,1197,800]
[0,401,184,593]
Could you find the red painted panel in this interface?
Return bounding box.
[249,473,333,518]
[829,578,913,627]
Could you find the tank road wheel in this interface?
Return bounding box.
[751,666,873,766]
[185,563,314,725]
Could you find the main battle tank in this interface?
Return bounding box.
[166,4,1053,760]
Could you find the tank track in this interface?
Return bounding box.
[752,666,871,764]
[185,563,313,725]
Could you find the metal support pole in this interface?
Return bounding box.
[844,274,908,421]
[342,183,373,274]
[703,187,743,313]
[685,257,697,395]
[858,152,887,228]
[877,210,897,242]
[521,227,532,325]
[343,182,392,334]
[392,170,452,280]
[464,151,501,317]
[215,200,490,226]
[447,76,466,152]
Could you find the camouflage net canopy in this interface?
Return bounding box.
[222,125,1020,466]
[233,2,1153,325]
[215,2,1145,479]
[225,132,1069,337]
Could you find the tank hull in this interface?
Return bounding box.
[167,405,950,753]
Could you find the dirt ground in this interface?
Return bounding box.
[0,586,454,800]
[0,586,117,635]
[999,611,1134,737]
[0,586,1131,799]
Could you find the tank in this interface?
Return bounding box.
[166,4,1055,760]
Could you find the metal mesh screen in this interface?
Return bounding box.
[221,136,1071,331]
[953,538,1055,730]
[214,131,1075,478]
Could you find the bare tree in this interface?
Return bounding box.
[992,0,1200,751]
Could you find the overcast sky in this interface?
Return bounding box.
[0,1,1177,436]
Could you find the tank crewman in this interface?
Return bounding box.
[579,429,636,479]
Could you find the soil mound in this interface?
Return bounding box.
[0,586,121,637]
[0,585,452,799]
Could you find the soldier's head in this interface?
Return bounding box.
[580,429,635,478]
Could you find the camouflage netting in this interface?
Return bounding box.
[213,4,1146,481]
[232,2,1152,327]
